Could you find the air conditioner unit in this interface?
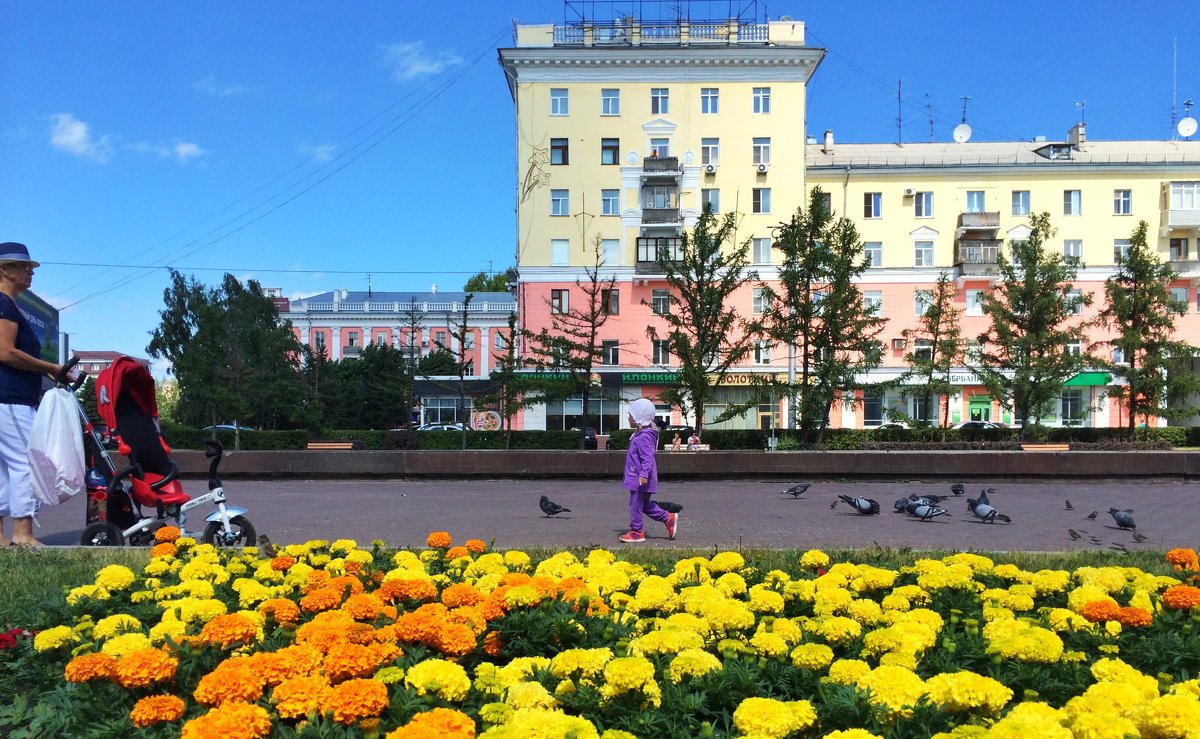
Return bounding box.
[903,188,917,197]
[891,338,907,350]
[421,338,429,347]
[704,163,717,174]
[756,163,769,173]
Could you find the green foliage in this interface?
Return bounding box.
[463,267,516,293]
[901,271,963,438]
[316,343,413,430]
[416,349,459,376]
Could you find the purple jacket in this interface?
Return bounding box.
[623,426,659,492]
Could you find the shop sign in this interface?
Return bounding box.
[707,372,784,386]
[620,371,679,385]
[947,373,983,385]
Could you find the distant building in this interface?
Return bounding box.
[73,350,151,375]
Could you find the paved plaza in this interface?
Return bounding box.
[30,477,1200,552]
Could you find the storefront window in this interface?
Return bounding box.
[544,396,621,434]
[1061,389,1086,427]
[701,387,759,430]
[863,390,884,426]
[422,397,468,424]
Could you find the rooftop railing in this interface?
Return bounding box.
[290,300,516,314]
[552,21,769,47]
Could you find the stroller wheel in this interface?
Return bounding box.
[80,522,125,547]
[202,515,256,548]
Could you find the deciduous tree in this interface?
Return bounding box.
[901,271,963,437]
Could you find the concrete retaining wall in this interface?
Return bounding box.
[167,449,1200,480]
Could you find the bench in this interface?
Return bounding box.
[664,444,711,452]
[1021,443,1070,452]
[307,442,355,451]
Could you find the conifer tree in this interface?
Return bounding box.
[901,271,963,437]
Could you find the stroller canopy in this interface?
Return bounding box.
[95,357,158,429]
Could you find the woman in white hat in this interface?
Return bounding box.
[0,242,70,546]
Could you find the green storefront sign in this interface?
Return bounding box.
[620,371,679,385]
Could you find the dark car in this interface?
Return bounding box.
[952,421,1004,430]
[570,426,598,450]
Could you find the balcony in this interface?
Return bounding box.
[1162,208,1200,232]
[954,239,1002,277]
[342,345,362,359]
[1169,258,1200,280]
[642,207,681,225]
[636,237,683,275]
[642,156,681,180]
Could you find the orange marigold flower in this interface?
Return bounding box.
[1115,606,1154,628]
[464,539,487,554]
[271,555,297,571]
[426,531,452,548]
[322,678,389,725]
[433,622,477,658]
[447,605,488,636]
[1162,585,1200,610]
[254,643,324,685]
[193,658,266,706]
[1166,548,1200,572]
[345,560,364,575]
[483,631,503,657]
[272,674,333,720]
[199,613,259,649]
[259,598,301,626]
[115,648,179,689]
[385,707,476,739]
[130,694,186,728]
[477,593,509,621]
[323,642,384,683]
[151,542,177,558]
[441,583,483,609]
[499,573,531,587]
[1081,599,1122,623]
[305,569,331,590]
[301,586,345,613]
[181,702,271,739]
[329,575,365,596]
[446,546,469,559]
[342,592,385,621]
[64,652,117,683]
[378,578,438,604]
[155,525,181,543]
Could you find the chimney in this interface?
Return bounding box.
[822,129,835,155]
[431,283,438,294]
[1068,122,1086,150]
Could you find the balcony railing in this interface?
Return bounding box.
[288,300,516,315]
[642,207,681,224]
[954,239,1002,277]
[1170,258,1200,278]
[636,237,683,274]
[552,22,769,47]
[642,156,680,173]
[958,211,1001,230]
[1163,208,1200,230]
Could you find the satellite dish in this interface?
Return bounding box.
[953,123,973,143]
[1179,116,1198,138]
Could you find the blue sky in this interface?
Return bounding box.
[2,1,1194,373]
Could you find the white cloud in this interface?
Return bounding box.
[128,139,208,164]
[48,113,113,162]
[382,41,461,82]
[173,141,206,163]
[301,143,336,163]
[194,75,256,96]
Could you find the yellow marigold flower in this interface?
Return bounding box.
[426,531,452,548]
[322,678,389,724]
[982,618,1063,663]
[790,643,834,671]
[881,593,911,612]
[600,731,639,739]
[385,707,476,739]
[825,658,872,686]
[271,675,333,720]
[705,599,756,634]
[114,648,179,689]
[629,628,704,657]
[549,648,613,681]
[633,576,678,612]
[100,632,153,658]
[129,694,185,729]
[808,615,863,644]
[198,613,259,648]
[95,564,137,591]
[1134,694,1200,738]
[503,584,543,608]
[406,658,471,702]
[846,598,885,625]
[144,557,171,576]
[800,549,831,570]
[1045,607,1094,633]
[747,584,785,614]
[708,551,745,573]
[1067,711,1139,739]
[476,708,599,739]
[502,550,531,571]
[602,655,656,694]
[713,572,747,597]
[986,702,1072,739]
[155,525,181,542]
[856,665,926,720]
[374,665,405,685]
[33,625,77,652]
[924,671,1012,715]
[667,648,722,683]
[750,631,789,659]
[1075,566,1129,594]
[180,702,271,739]
[1030,569,1072,595]
[824,731,883,739]
[732,697,817,738]
[505,680,558,710]
[65,583,110,606]
[64,652,117,683]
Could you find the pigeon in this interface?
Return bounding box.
[1086,511,1099,520]
[909,493,950,506]
[894,496,913,512]
[950,483,965,497]
[1109,508,1136,530]
[967,495,1011,523]
[257,534,278,558]
[539,495,570,517]
[1067,529,1082,541]
[657,500,683,514]
[1065,499,1074,510]
[1132,532,1149,543]
[782,483,812,499]
[1109,542,1130,553]
[977,488,995,506]
[908,503,949,521]
[837,495,881,515]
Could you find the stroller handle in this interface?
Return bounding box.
[56,356,87,392]
[149,461,180,492]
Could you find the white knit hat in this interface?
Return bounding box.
[627,398,657,427]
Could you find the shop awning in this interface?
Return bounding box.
[1064,372,1111,387]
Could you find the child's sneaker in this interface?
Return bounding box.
[618,530,646,543]
[664,512,679,540]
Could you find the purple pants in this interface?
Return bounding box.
[629,489,669,532]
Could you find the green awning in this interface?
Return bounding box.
[1064,372,1111,387]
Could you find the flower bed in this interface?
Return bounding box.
[5,530,1200,738]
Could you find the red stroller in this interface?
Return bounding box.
[78,356,255,547]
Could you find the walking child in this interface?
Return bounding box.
[619,398,678,543]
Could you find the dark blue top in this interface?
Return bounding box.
[0,292,41,406]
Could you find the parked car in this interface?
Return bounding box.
[952,420,1005,430]
[202,423,256,432]
[417,423,467,432]
[875,421,910,430]
[569,426,598,450]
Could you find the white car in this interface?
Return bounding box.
[417,423,467,432]
[951,421,1004,430]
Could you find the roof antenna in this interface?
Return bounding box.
[367,273,372,300]
[896,78,903,146]
[925,93,934,142]
[1179,100,1197,140]
[953,96,972,143]
[1075,100,1086,125]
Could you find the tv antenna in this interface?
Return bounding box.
[952,96,972,143]
[925,94,934,142]
[1179,99,1198,139]
[896,78,903,146]
[1075,100,1086,125]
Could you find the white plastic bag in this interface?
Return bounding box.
[27,388,86,506]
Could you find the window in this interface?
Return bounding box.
[915,192,933,218]
[817,191,832,213]
[601,88,620,116]
[1066,290,1082,316]
[966,191,985,213]
[910,395,935,423]
[812,290,828,315]
[600,340,619,365]
[1171,181,1200,210]
[463,333,475,350]
[752,137,771,165]
[752,288,770,315]
[1112,347,1126,364]
[601,189,619,216]
[600,137,620,165]
[599,288,619,315]
[1012,190,1030,216]
[494,333,507,350]
[1064,190,1081,216]
[914,240,934,267]
[346,332,359,348]
[863,390,884,427]
[550,189,569,216]
[701,88,718,114]
[752,237,771,264]
[1113,189,1132,215]
[600,239,618,266]
[652,339,671,365]
[550,289,568,314]
[1061,389,1085,427]
[550,138,569,165]
[754,340,772,365]
[701,137,720,166]
[701,188,719,213]
[1114,239,1131,262]
[551,239,569,266]
[914,340,934,362]
[1064,341,1081,356]
[864,192,882,218]
[753,86,771,113]
[1170,287,1189,313]
[914,290,933,316]
[1170,238,1189,260]
[651,289,670,315]
[864,241,882,267]
[649,137,670,158]
[863,291,882,315]
[752,188,771,213]
[966,289,984,316]
[550,88,568,116]
[651,88,669,114]
[1063,239,1082,262]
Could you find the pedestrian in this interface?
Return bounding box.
[671,432,682,452]
[0,242,71,547]
[619,397,677,543]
